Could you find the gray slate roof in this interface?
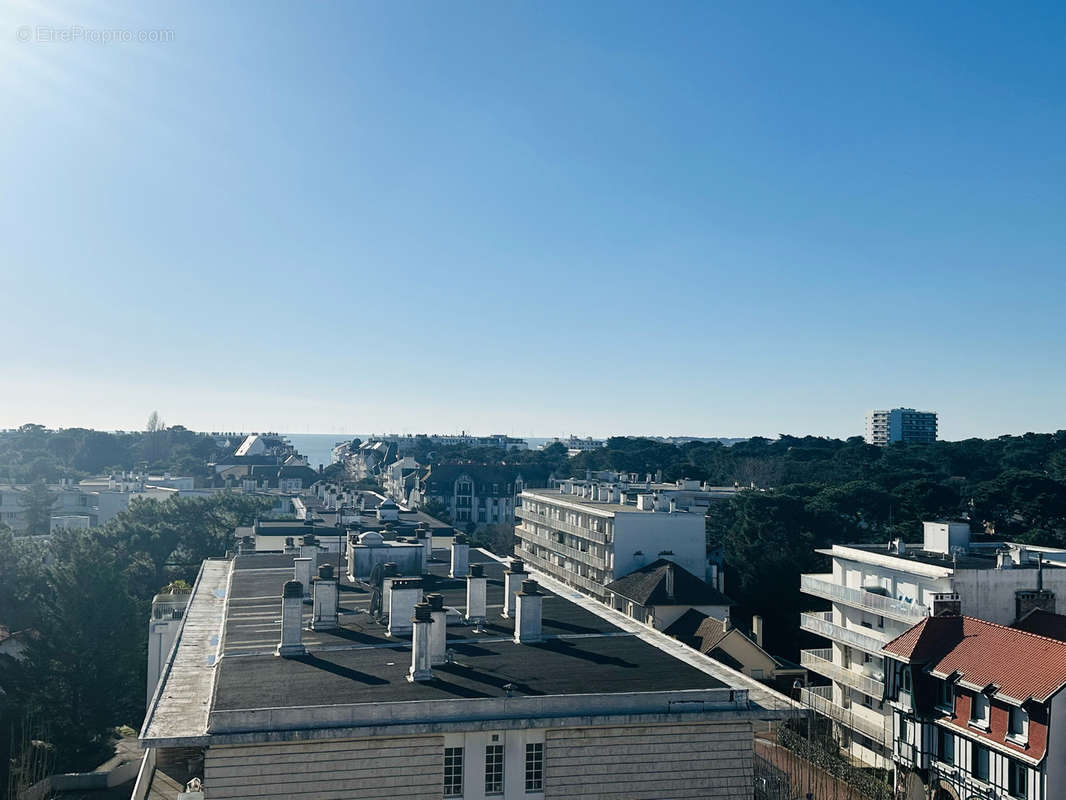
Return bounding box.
[605,559,732,607]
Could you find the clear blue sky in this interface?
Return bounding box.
[1,1,1064,440]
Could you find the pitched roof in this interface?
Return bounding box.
[1013,608,1066,643]
[606,559,732,607]
[883,615,1066,703]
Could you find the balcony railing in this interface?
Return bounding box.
[800,611,891,654]
[801,574,929,622]
[515,507,610,545]
[520,548,608,598]
[799,686,891,746]
[516,525,606,571]
[800,648,885,699]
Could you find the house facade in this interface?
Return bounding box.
[882,614,1066,800]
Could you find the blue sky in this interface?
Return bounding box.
[1,1,1064,439]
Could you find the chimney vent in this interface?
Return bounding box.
[467,564,487,622]
[277,580,306,657]
[450,534,470,578]
[752,615,764,649]
[417,528,432,570]
[388,578,423,637]
[426,593,447,665]
[293,557,313,600]
[514,579,544,644]
[932,592,962,616]
[311,564,339,630]
[502,559,526,618]
[407,602,433,682]
[664,563,675,600]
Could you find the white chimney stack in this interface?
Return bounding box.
[417,526,433,570]
[467,563,487,622]
[514,579,544,644]
[293,557,313,600]
[427,593,448,665]
[751,615,764,649]
[502,559,526,618]
[407,602,433,682]
[388,578,423,637]
[276,580,306,657]
[450,534,470,578]
[300,534,319,572]
[311,564,339,630]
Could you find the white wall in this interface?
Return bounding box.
[613,511,705,580]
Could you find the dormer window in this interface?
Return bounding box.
[970,693,990,729]
[937,680,954,713]
[1008,706,1029,744]
[900,666,912,693]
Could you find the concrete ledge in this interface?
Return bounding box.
[207,687,747,735]
[147,707,771,748]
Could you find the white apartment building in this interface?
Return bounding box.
[800,521,1066,768]
[137,545,794,799]
[146,586,192,706]
[865,408,938,446]
[515,482,706,601]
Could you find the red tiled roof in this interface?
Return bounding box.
[883,615,1066,703]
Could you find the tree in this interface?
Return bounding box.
[7,529,142,773]
[145,411,164,433]
[470,524,516,556]
[18,480,56,535]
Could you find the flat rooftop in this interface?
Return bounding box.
[214,553,724,712]
[823,539,1066,572]
[143,547,792,745]
[522,488,698,514]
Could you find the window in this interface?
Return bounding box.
[1008,706,1029,742]
[938,680,954,712]
[938,728,954,765]
[444,747,463,797]
[901,666,912,693]
[485,744,504,795]
[1008,760,1028,798]
[973,745,990,781]
[525,742,543,792]
[970,693,990,728]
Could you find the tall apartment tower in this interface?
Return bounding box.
[864,408,937,446]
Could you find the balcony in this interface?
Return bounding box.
[799,686,891,746]
[516,524,606,571]
[801,574,929,623]
[515,507,610,545]
[800,648,884,699]
[520,548,609,599]
[800,611,891,654]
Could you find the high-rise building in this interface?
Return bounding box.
[864,408,937,446]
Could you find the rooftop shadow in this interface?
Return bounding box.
[292,654,390,685]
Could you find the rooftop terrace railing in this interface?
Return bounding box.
[801,574,929,622]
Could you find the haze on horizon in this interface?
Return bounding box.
[2,1,1064,442]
